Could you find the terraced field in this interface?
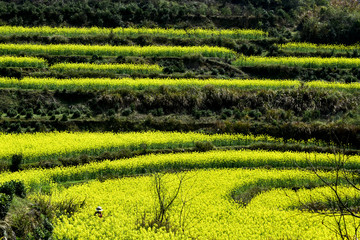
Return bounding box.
[2,77,360,91]
[0,26,268,40]
[233,55,360,68]
[1,25,360,239]
[0,44,236,58]
[278,42,360,55]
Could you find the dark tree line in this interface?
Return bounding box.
[0,0,297,29]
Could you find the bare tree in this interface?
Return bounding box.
[152,172,184,228]
[306,146,360,239]
[138,171,200,234]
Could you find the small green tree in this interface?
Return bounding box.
[10,154,22,172]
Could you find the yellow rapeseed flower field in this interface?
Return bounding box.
[0,131,293,163]
[0,77,301,91]
[0,43,237,58]
[0,26,268,40]
[0,149,358,188]
[278,42,360,54]
[5,168,358,239]
[0,56,47,68]
[0,77,358,91]
[233,55,360,68]
[50,62,163,74]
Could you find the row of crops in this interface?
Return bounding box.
[0,148,356,188]
[0,131,321,164]
[0,26,268,39]
[1,77,360,91]
[0,44,236,58]
[278,42,360,54]
[1,25,358,56]
[233,55,360,68]
[50,63,163,74]
[2,47,360,70]
[0,57,163,74]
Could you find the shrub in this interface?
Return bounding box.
[156,108,164,116]
[0,180,26,199]
[234,110,246,119]
[10,154,22,172]
[6,109,17,118]
[249,110,262,120]
[122,108,132,116]
[25,109,34,119]
[194,141,215,152]
[0,193,11,220]
[222,108,233,117]
[47,110,54,116]
[211,69,219,75]
[72,110,81,119]
[13,181,26,199]
[108,109,116,116]
[220,113,228,119]
[149,108,164,117]
[60,114,68,121]
[20,109,27,116]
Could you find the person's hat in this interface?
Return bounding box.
[96,206,103,212]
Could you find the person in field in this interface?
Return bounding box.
[94,206,103,218]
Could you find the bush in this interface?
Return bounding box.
[122,108,132,116]
[211,69,219,76]
[10,154,22,172]
[194,141,215,152]
[249,110,262,120]
[13,181,26,199]
[25,109,34,119]
[58,157,82,167]
[47,110,54,116]
[222,108,233,118]
[60,114,68,121]
[0,180,26,199]
[20,109,26,116]
[79,154,90,164]
[0,193,11,220]
[234,110,246,119]
[108,109,116,116]
[72,110,81,119]
[192,109,201,119]
[6,109,17,118]
[150,108,164,117]
[10,198,55,239]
